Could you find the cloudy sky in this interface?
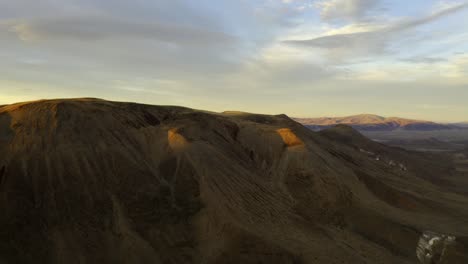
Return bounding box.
[1,0,467,121]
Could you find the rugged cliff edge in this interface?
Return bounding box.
[1,99,467,264]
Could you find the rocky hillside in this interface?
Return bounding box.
[1,99,468,264]
[295,114,459,131]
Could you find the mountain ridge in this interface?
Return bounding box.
[1,99,468,264]
[295,114,462,131]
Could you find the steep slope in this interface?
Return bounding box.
[1,99,468,264]
[295,114,458,131]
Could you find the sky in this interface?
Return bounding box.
[0,0,467,122]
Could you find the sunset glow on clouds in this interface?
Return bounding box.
[1,0,467,121]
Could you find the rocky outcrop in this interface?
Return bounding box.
[416,231,468,264]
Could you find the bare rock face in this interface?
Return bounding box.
[1,99,468,264]
[417,232,455,264]
[416,231,468,264]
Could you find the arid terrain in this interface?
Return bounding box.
[295,114,468,152]
[294,114,460,132]
[1,99,468,264]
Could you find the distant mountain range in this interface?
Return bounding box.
[295,114,463,132]
[453,122,468,128]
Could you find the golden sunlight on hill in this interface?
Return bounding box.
[168,128,188,152]
[276,128,304,147]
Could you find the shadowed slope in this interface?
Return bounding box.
[0,99,467,264]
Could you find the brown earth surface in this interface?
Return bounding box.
[1,99,467,264]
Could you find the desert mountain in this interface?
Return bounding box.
[295,114,459,131]
[1,99,468,264]
[453,122,468,128]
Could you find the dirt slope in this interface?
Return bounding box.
[1,99,467,264]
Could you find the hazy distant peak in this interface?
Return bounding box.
[295,114,460,131]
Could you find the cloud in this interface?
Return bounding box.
[401,57,447,64]
[338,53,468,85]
[5,16,235,46]
[7,22,40,41]
[0,0,315,108]
[284,3,468,60]
[0,0,314,84]
[0,0,468,121]
[441,54,468,80]
[0,12,246,83]
[315,0,381,22]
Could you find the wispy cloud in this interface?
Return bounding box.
[315,0,381,22]
[0,0,468,121]
[401,57,447,64]
[284,3,468,59]
[5,16,235,45]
